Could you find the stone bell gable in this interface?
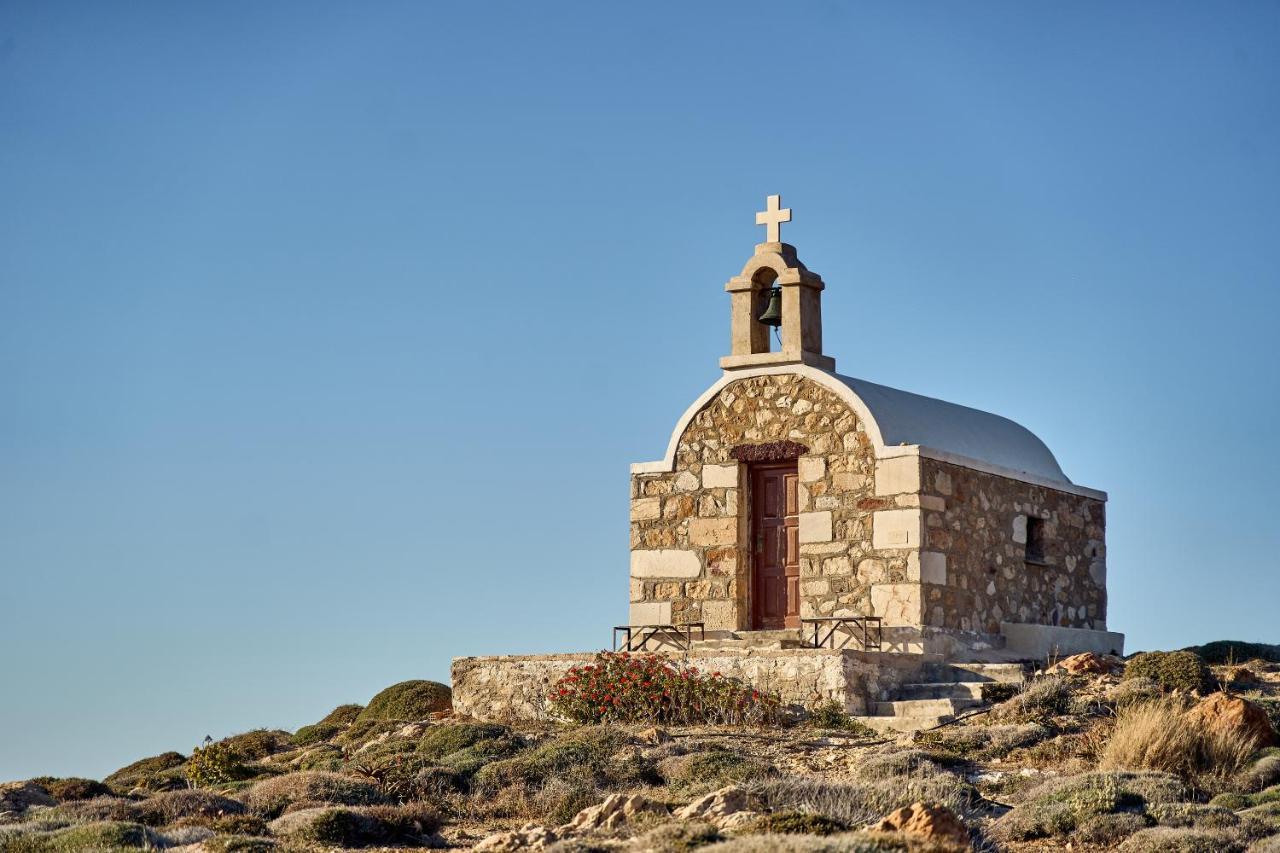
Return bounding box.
[628,195,1118,657]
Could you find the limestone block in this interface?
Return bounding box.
[798,511,833,543]
[1089,560,1106,586]
[919,551,947,585]
[631,550,701,578]
[872,509,923,550]
[857,558,888,584]
[798,456,826,483]
[832,472,867,492]
[895,494,946,511]
[870,583,923,625]
[630,497,661,521]
[875,456,920,496]
[630,578,645,601]
[630,602,672,625]
[802,579,829,596]
[933,471,953,495]
[702,464,739,489]
[689,518,737,546]
[674,470,699,492]
[822,555,853,576]
[1012,514,1028,544]
[701,600,737,630]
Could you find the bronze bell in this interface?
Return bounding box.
[757,286,783,327]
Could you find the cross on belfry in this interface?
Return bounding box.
[755,194,792,243]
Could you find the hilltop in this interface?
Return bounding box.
[3,645,1280,852]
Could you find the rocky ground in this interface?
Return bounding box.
[3,648,1280,852]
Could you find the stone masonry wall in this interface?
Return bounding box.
[918,457,1107,634]
[629,373,916,631]
[451,649,924,720]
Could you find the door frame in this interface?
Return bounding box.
[748,460,801,630]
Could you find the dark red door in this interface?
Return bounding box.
[751,462,800,630]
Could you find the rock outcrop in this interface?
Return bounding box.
[868,801,970,848]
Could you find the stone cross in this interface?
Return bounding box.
[755,194,792,243]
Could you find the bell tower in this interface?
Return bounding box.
[720,195,835,372]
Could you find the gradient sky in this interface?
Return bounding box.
[2,2,1278,781]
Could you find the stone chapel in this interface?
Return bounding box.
[451,197,1122,726]
[626,196,1118,659]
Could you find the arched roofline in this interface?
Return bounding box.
[633,364,888,471]
[630,364,1107,501]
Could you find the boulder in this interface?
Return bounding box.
[0,781,56,817]
[674,786,752,826]
[718,810,764,831]
[473,822,557,851]
[868,801,970,849]
[560,793,667,833]
[1184,692,1278,749]
[1049,652,1118,675]
[638,726,671,745]
[1224,666,1259,687]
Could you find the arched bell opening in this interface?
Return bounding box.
[751,267,780,354]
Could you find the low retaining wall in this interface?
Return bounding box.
[450,648,925,721]
[1000,621,1125,660]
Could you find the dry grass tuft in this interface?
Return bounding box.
[1100,698,1255,792]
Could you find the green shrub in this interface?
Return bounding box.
[186,741,242,788]
[752,774,978,829]
[1125,651,1215,694]
[473,727,621,789]
[754,811,846,835]
[202,836,276,853]
[26,778,112,803]
[1183,641,1280,665]
[1210,792,1252,810]
[1076,812,1148,846]
[318,703,364,725]
[44,821,157,851]
[1004,676,1075,719]
[1109,677,1164,708]
[548,653,781,726]
[660,748,773,796]
[992,771,1187,841]
[805,701,874,735]
[1115,825,1251,852]
[357,681,451,722]
[242,771,383,818]
[41,796,158,827]
[849,749,943,782]
[632,820,722,851]
[1148,802,1240,829]
[918,722,1052,759]
[102,752,186,793]
[208,815,269,835]
[268,803,439,847]
[290,722,341,747]
[980,682,1020,704]
[144,789,246,822]
[418,722,512,759]
[219,730,292,761]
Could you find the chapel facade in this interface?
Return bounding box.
[628,197,1113,657]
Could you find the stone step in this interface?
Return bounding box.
[689,630,807,651]
[919,662,1027,684]
[871,697,984,718]
[894,681,986,701]
[855,714,954,734]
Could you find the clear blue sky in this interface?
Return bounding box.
[2,2,1278,781]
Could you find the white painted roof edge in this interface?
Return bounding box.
[629,363,1107,502]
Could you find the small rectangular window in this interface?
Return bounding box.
[1026,517,1047,564]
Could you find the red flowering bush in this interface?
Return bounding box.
[547,652,781,726]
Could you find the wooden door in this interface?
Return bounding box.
[751,462,800,630]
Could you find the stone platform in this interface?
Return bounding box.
[451,646,926,721]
